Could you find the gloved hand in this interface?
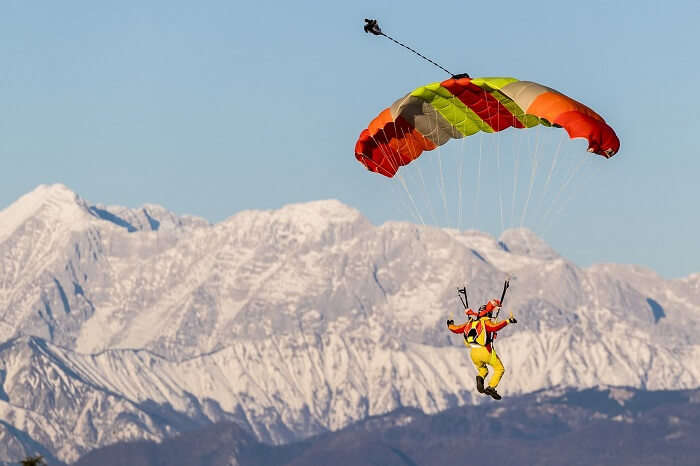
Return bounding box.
[447,319,454,327]
[508,312,517,324]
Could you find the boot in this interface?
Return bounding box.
[484,386,502,400]
[475,376,485,393]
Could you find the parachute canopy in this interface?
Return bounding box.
[355,76,620,178]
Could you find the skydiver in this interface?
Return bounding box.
[447,299,517,400]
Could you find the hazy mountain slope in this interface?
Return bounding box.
[73,387,700,466]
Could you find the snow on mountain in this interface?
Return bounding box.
[0,184,92,244]
[0,184,699,463]
[0,184,206,350]
[497,227,560,260]
[0,337,186,464]
[2,323,700,463]
[89,202,209,233]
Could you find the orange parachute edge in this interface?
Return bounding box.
[355,109,436,178]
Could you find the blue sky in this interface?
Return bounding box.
[1,0,698,277]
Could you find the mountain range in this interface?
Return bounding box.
[0,184,698,464]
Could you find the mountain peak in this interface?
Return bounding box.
[223,199,371,246]
[275,199,364,223]
[498,227,560,260]
[17,183,79,205]
[0,184,92,243]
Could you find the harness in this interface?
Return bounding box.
[463,317,495,347]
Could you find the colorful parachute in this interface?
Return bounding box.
[355,76,620,177]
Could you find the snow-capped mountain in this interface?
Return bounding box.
[0,184,699,464]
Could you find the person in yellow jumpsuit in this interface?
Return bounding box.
[447,298,517,400]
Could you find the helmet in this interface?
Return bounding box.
[475,299,501,318]
[485,299,501,313]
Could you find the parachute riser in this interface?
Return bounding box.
[499,279,510,306]
[457,286,469,309]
